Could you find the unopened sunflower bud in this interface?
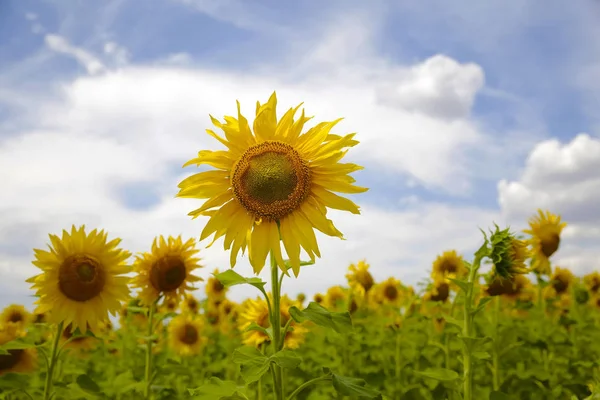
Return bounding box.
[489,226,530,280]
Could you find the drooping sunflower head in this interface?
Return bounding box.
[27,225,131,333]
[177,92,368,277]
[431,250,467,281]
[238,297,271,347]
[375,277,403,306]
[131,236,203,307]
[346,260,375,296]
[485,274,532,300]
[547,266,575,297]
[0,305,31,329]
[584,271,600,295]
[181,294,200,315]
[523,209,567,275]
[206,269,228,300]
[424,280,450,303]
[488,226,530,280]
[168,314,206,357]
[0,326,37,376]
[324,286,347,310]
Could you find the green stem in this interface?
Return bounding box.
[144,302,156,399]
[462,254,482,400]
[395,332,402,398]
[286,375,332,400]
[42,321,64,400]
[492,296,501,391]
[270,251,284,400]
[444,333,450,370]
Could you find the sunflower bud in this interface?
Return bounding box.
[489,226,529,280]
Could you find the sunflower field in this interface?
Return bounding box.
[1,94,599,400]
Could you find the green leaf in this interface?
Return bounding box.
[458,335,492,352]
[243,322,272,340]
[0,340,37,351]
[489,391,511,400]
[471,297,493,315]
[443,315,464,329]
[188,377,249,399]
[415,368,460,382]
[76,374,101,394]
[283,259,315,272]
[332,374,382,399]
[289,302,352,334]
[126,306,148,314]
[215,270,266,291]
[448,278,471,294]
[472,351,491,360]
[270,349,302,369]
[232,346,270,384]
[0,373,30,389]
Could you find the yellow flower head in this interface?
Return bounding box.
[119,299,147,329]
[424,280,450,303]
[584,271,600,295]
[296,293,306,305]
[324,286,347,310]
[431,250,467,281]
[28,225,131,333]
[375,277,404,306]
[346,260,375,296]
[546,266,575,297]
[168,314,206,357]
[206,269,228,301]
[181,294,201,315]
[131,236,203,307]
[177,92,368,277]
[523,210,567,275]
[0,305,31,329]
[0,325,37,376]
[485,274,532,300]
[238,297,271,347]
[61,324,98,355]
[313,293,324,305]
[159,298,179,315]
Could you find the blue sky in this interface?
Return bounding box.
[1,0,600,310]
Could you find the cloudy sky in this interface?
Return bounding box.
[1,0,599,310]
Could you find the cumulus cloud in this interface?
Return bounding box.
[498,133,600,274]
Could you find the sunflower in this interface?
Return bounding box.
[280,295,307,349]
[132,236,203,307]
[168,314,206,356]
[27,225,131,333]
[376,277,404,306]
[346,260,375,297]
[119,301,147,330]
[485,274,532,300]
[206,269,228,302]
[177,92,367,277]
[584,271,600,295]
[238,297,271,347]
[0,305,31,329]
[33,311,47,324]
[489,227,530,280]
[181,294,200,315]
[431,250,467,281]
[313,293,324,305]
[0,326,37,376]
[218,299,238,321]
[546,267,575,298]
[61,324,98,354]
[296,293,306,305]
[324,286,346,310]
[523,210,567,275]
[424,280,450,303]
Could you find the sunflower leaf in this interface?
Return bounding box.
[75,374,101,394]
[243,322,272,340]
[0,339,36,351]
[215,270,266,291]
[188,377,249,399]
[447,278,471,294]
[471,297,494,315]
[443,316,464,329]
[288,302,352,334]
[489,391,511,400]
[232,346,270,384]
[332,374,383,399]
[414,368,460,382]
[270,349,302,369]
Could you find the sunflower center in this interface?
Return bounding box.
[440,260,458,274]
[8,312,23,323]
[0,349,23,371]
[188,299,198,313]
[257,312,270,328]
[430,282,450,302]
[553,277,569,294]
[349,299,358,314]
[150,255,187,292]
[232,141,311,221]
[212,279,225,293]
[180,324,199,345]
[58,254,106,302]
[358,271,375,292]
[541,233,560,258]
[384,285,399,300]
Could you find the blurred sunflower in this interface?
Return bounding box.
[313,293,324,305]
[584,271,600,295]
[177,92,367,276]
[431,250,467,281]
[181,294,200,315]
[27,225,131,333]
[132,236,203,307]
[33,311,47,324]
[376,277,404,306]
[280,295,307,349]
[61,324,97,354]
[119,301,147,330]
[296,293,306,306]
[160,298,179,315]
[489,227,530,280]
[0,305,31,329]
[346,260,375,297]
[546,267,575,298]
[238,297,271,347]
[324,286,346,310]
[523,210,566,275]
[168,314,206,356]
[424,280,450,303]
[218,299,238,321]
[206,269,228,302]
[485,274,533,301]
[0,326,37,376]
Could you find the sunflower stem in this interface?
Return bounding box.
[144,302,157,400]
[269,251,285,400]
[42,321,63,400]
[394,330,402,397]
[462,254,482,400]
[491,295,501,391]
[286,375,332,400]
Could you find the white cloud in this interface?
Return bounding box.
[44,34,106,75]
[498,133,600,274]
[25,12,37,21]
[104,42,129,66]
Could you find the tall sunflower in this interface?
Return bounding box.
[177,92,367,276]
[168,314,206,356]
[0,326,37,376]
[131,236,203,307]
[0,305,31,329]
[27,225,131,333]
[324,286,346,310]
[346,260,375,297]
[523,210,567,275]
[431,250,467,281]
